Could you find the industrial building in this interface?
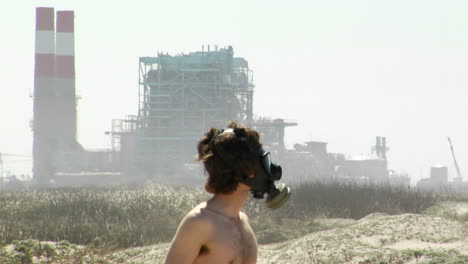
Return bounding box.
[110,46,255,178]
[29,7,417,187]
[31,7,298,183]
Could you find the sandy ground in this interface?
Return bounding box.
[108,202,468,264]
[257,212,467,263]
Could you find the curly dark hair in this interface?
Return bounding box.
[197,121,262,194]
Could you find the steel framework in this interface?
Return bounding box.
[114,46,254,177]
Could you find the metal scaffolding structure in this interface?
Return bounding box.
[253,118,298,153]
[113,46,254,177]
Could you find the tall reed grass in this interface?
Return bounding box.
[288,181,441,219]
[0,185,207,249]
[0,181,455,249]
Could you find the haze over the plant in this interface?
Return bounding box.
[1,0,467,183]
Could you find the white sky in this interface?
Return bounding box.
[1,0,467,183]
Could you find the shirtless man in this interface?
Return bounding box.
[165,122,262,264]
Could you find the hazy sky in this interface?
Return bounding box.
[1,0,467,183]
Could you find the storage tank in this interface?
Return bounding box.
[430,165,448,183]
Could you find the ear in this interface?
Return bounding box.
[234,170,246,181]
[237,170,254,182]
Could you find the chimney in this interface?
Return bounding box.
[55,10,77,148]
[33,7,56,183]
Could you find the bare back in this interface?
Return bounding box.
[165,202,258,264]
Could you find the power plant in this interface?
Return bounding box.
[110,50,301,179]
[31,7,299,185]
[111,47,256,178]
[11,7,461,190]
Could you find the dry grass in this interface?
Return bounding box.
[0,185,208,249]
[291,181,444,218]
[0,181,454,250]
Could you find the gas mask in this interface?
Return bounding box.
[242,149,291,209]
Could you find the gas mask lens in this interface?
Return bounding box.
[261,151,272,174]
[261,151,282,181]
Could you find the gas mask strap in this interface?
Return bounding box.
[209,129,225,146]
[210,128,247,147]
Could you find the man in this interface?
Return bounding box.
[165,122,262,264]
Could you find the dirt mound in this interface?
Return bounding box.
[258,212,467,263]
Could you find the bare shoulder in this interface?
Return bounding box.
[239,211,251,222]
[164,202,214,263]
[181,202,214,229]
[239,211,256,238]
[167,202,215,248]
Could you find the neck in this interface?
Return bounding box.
[207,186,250,219]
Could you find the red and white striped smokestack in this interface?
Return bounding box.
[34,7,55,92]
[55,10,77,146]
[33,7,56,182]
